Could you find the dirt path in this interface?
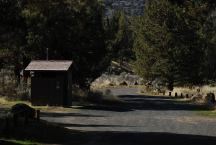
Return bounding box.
[42,88,216,138]
[1,88,216,144]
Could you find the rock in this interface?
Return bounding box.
[91,73,144,88]
[191,94,204,103]
[205,93,216,109]
[151,78,167,92]
[134,81,139,85]
[119,81,128,86]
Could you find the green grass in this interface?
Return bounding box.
[197,111,216,117]
[0,138,41,145]
[0,97,31,106]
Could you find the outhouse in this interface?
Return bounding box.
[25,60,73,106]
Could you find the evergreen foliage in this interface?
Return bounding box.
[1,0,216,89]
[132,0,216,86]
[105,11,134,63]
[0,0,109,88]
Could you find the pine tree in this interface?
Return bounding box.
[0,0,110,88]
[132,0,216,85]
[105,11,134,64]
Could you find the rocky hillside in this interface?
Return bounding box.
[91,61,144,88]
[104,0,146,16]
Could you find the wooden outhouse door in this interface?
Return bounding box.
[31,77,64,105]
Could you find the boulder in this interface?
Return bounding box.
[191,94,204,103]
[205,93,216,109]
[151,78,166,91]
[119,81,128,86]
[91,72,144,88]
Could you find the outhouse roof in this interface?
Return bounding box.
[25,60,73,71]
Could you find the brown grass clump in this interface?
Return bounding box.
[173,85,216,97]
[87,89,121,104]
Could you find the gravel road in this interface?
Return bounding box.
[41,88,216,145]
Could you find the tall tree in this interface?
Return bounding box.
[0,0,26,84]
[105,11,134,64]
[132,0,216,86]
[0,0,110,89]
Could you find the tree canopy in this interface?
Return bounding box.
[0,0,109,88]
[132,0,216,86]
[1,0,216,89]
[105,11,134,63]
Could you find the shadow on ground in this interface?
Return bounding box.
[1,120,216,145]
[53,122,136,128]
[0,94,214,145]
[41,112,106,118]
[76,94,207,112]
[82,131,216,145]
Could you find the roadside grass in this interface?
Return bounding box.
[196,110,216,117]
[173,85,216,96]
[0,97,73,112]
[138,85,216,97]
[174,98,193,104]
[0,138,41,145]
[0,97,31,107]
[1,87,122,111]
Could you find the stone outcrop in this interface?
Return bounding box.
[91,61,144,88]
[91,73,144,88]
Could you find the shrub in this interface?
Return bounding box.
[87,89,120,104]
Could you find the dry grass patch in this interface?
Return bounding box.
[173,85,216,96]
[138,85,216,97]
[0,97,31,107]
[0,96,73,112]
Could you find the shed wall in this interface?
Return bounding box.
[30,71,73,106]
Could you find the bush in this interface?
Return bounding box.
[87,89,120,104]
[205,93,216,110]
[0,82,30,101]
[87,91,103,103]
[72,87,88,102]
